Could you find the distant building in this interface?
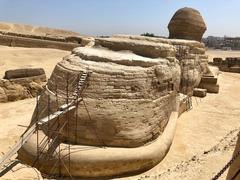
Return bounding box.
[224,37,240,50]
[203,36,240,50]
[203,36,224,49]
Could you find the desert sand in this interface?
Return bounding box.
[206,49,240,62]
[0,21,80,37]
[0,45,69,78]
[0,48,239,179]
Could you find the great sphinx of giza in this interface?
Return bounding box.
[15,7,215,178]
[168,7,207,42]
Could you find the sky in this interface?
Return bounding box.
[0,0,239,37]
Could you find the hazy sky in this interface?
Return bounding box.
[0,0,239,37]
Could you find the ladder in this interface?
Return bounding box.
[0,71,89,169]
[31,71,90,169]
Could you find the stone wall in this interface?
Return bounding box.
[0,68,46,102]
[0,30,94,51]
[212,57,240,73]
[0,34,81,51]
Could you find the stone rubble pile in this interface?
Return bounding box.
[0,68,46,102]
[212,57,240,73]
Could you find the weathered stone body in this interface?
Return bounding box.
[168,7,207,42]
[18,35,182,177]
[31,46,180,147]
[18,34,214,177]
[112,35,211,95]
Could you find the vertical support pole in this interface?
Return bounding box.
[55,84,59,108]
[183,63,187,95]
[66,72,71,175]
[36,93,39,160]
[55,84,61,177]
[75,74,80,144]
[47,94,50,153]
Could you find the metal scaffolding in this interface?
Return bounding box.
[0,70,93,179]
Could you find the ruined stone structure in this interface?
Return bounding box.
[16,33,218,177]
[168,7,207,42]
[112,35,211,95]
[18,36,180,177]
[0,8,219,178]
[213,57,240,73]
[0,68,46,102]
[0,22,93,51]
[0,31,93,51]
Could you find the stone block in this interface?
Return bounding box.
[213,57,223,66]
[198,83,219,93]
[200,76,218,84]
[229,67,240,73]
[4,68,45,79]
[193,88,207,97]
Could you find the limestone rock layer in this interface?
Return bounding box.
[32,45,180,148]
[29,35,210,149]
[18,34,212,177]
[111,35,211,94]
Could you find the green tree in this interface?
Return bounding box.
[141,32,155,37]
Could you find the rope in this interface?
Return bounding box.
[212,148,240,180]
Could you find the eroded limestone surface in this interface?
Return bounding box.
[168,7,207,42]
[31,45,180,148]
[104,35,211,95]
[18,34,214,178]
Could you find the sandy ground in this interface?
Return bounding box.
[120,71,240,180]
[206,49,240,62]
[0,48,239,179]
[0,21,80,37]
[0,45,70,78]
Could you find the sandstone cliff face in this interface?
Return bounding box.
[31,39,180,148]
[168,7,207,42]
